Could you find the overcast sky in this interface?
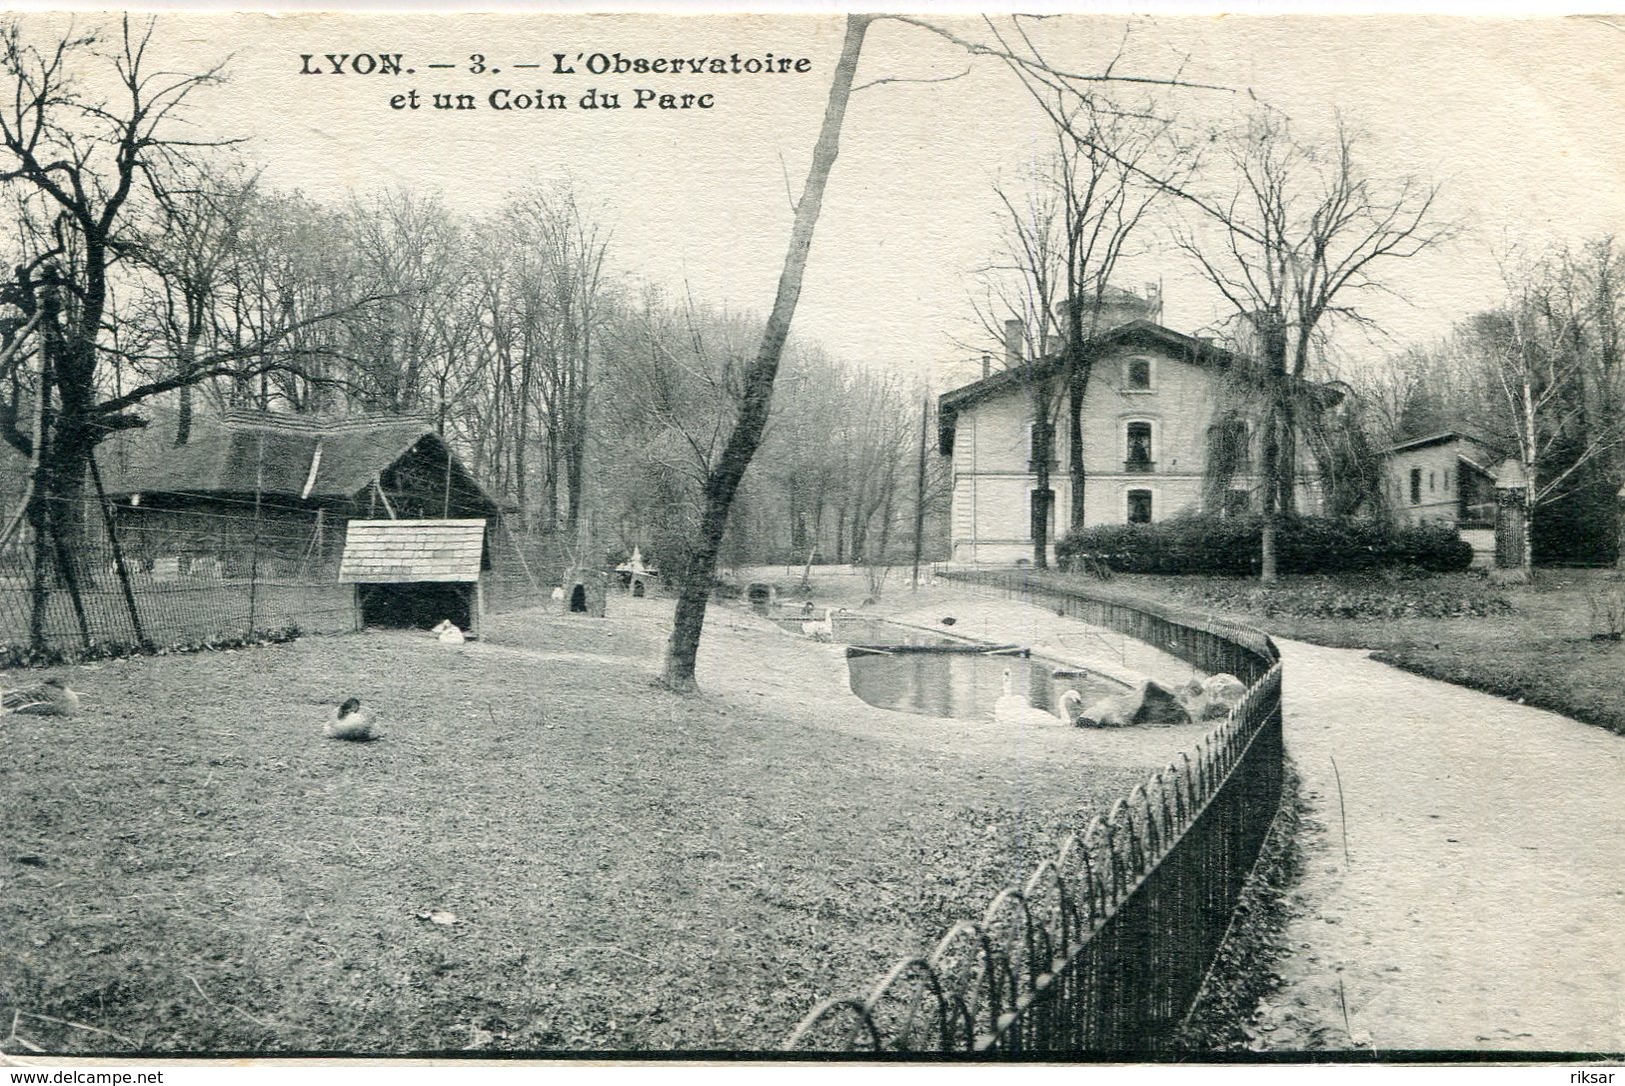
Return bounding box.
[54,11,1625,391]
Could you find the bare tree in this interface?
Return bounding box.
[1472,245,1625,580]
[1172,111,1450,580]
[518,184,609,533]
[124,165,256,445]
[211,188,362,412]
[971,91,1186,564]
[970,166,1067,567]
[0,19,376,544]
[342,189,471,414]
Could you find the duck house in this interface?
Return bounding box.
[339,519,489,637]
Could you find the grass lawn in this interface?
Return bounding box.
[1,593,1178,1054]
[1031,568,1625,737]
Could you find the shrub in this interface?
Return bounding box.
[0,625,302,670]
[1056,514,1473,576]
[1171,575,1513,621]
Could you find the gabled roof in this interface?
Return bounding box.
[338,519,486,584]
[1386,429,1500,457]
[937,320,1326,454]
[97,409,494,510]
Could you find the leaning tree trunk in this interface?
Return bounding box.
[660,14,871,691]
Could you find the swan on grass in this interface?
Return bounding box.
[1,677,81,718]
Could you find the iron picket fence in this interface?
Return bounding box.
[784,569,1284,1054]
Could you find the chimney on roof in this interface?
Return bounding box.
[1003,319,1023,369]
[981,353,991,379]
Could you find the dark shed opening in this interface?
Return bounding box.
[359,582,472,631]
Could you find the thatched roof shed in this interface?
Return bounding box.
[98,408,497,518]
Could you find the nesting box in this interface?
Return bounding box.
[562,567,608,617]
[339,519,488,638]
[745,581,777,615]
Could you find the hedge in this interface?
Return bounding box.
[1056,514,1474,576]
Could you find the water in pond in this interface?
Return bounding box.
[847,649,1130,721]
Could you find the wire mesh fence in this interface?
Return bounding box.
[0,492,552,666]
[784,569,1285,1055]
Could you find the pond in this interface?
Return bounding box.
[846,646,1131,722]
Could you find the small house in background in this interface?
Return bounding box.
[338,519,489,637]
[1382,431,1500,567]
[615,545,658,597]
[561,565,608,616]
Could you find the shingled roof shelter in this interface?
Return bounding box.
[339,519,489,637]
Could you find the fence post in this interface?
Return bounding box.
[88,457,148,650]
[47,500,93,651]
[247,432,263,637]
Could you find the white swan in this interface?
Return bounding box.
[992,668,1078,726]
[801,607,835,642]
[431,619,466,644]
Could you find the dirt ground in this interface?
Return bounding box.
[0,582,1197,1055]
[1248,640,1625,1055]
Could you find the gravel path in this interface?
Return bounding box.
[1256,638,1625,1055]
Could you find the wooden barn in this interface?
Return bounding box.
[96,408,500,579]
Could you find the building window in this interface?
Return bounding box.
[1027,421,1057,472]
[1127,489,1153,524]
[1125,421,1155,472]
[1429,471,1436,493]
[1125,356,1152,391]
[1409,467,1422,505]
